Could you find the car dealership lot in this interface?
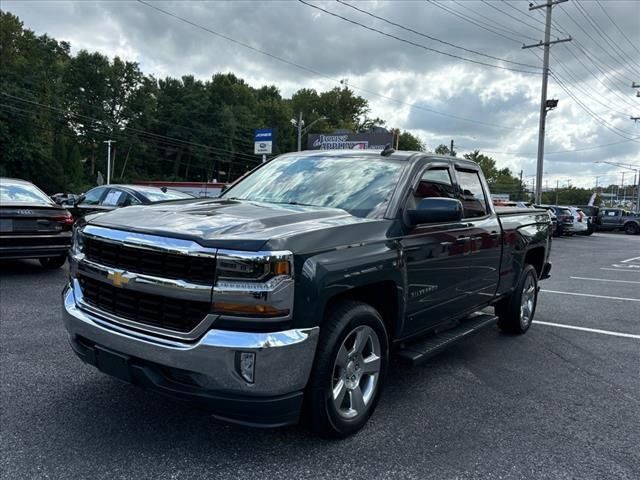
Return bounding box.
[1,233,639,479]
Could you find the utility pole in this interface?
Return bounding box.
[523,0,571,205]
[103,140,115,185]
[450,139,454,157]
[555,179,559,206]
[622,172,626,205]
[297,111,303,152]
[519,169,524,200]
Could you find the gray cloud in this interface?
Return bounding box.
[4,0,640,185]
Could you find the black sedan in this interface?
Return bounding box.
[67,184,194,219]
[0,177,74,268]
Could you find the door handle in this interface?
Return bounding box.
[455,236,471,243]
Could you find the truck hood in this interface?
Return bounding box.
[87,199,385,251]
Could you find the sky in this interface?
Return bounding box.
[4,0,640,189]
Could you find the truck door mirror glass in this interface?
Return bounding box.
[407,198,463,225]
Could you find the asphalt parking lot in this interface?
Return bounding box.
[1,232,639,479]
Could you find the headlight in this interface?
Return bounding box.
[216,251,292,282]
[213,250,294,318]
[70,224,85,257]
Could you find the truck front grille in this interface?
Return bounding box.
[84,236,216,285]
[78,275,211,333]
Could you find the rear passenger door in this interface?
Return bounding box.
[453,167,502,310]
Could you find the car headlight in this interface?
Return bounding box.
[70,224,85,258]
[213,250,294,318]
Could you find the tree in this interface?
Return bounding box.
[435,143,456,156]
[397,131,424,151]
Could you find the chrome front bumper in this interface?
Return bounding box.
[62,285,319,397]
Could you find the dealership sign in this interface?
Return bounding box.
[254,129,274,155]
[307,131,394,150]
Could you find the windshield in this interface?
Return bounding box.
[0,180,53,205]
[221,154,404,218]
[134,187,194,202]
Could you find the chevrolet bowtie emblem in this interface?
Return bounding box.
[107,271,129,288]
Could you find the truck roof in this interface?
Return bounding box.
[279,149,479,168]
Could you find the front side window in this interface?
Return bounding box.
[455,169,488,218]
[221,154,404,218]
[82,187,107,205]
[415,168,456,199]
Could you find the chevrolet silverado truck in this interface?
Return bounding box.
[63,149,552,437]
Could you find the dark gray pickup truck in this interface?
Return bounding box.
[63,149,551,437]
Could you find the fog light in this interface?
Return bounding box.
[236,352,255,383]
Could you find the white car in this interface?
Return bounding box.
[569,207,588,234]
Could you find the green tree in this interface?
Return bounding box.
[435,143,456,156]
[397,131,424,151]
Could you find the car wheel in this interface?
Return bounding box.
[306,300,388,438]
[39,255,67,269]
[496,264,538,335]
[624,223,639,235]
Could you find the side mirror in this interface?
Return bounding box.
[407,197,463,226]
[73,195,85,207]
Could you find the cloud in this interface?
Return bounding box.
[4,0,639,186]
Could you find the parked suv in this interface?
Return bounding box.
[536,205,573,236]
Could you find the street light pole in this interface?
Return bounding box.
[103,140,115,185]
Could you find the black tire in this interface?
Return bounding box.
[624,223,639,235]
[496,264,538,334]
[306,300,389,438]
[39,255,66,269]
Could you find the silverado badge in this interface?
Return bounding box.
[107,271,129,288]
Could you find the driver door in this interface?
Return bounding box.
[399,165,474,336]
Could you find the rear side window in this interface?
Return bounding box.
[101,189,124,206]
[455,169,488,218]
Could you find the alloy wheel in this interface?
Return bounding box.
[331,325,381,420]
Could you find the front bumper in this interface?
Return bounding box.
[62,285,319,427]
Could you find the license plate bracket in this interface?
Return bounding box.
[94,346,132,383]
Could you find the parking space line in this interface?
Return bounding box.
[540,289,640,302]
[600,268,640,273]
[533,321,640,339]
[569,276,640,285]
[620,256,640,263]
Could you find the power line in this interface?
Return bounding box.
[548,51,633,117]
[298,0,541,75]
[595,0,640,57]
[557,43,639,110]
[548,71,639,141]
[557,4,638,81]
[137,0,522,131]
[501,0,570,37]
[335,0,540,69]
[425,1,526,44]
[481,0,547,37]
[573,0,640,73]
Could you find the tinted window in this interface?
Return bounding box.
[83,187,107,205]
[0,180,53,205]
[221,154,404,218]
[133,187,193,202]
[416,168,456,199]
[101,189,125,206]
[456,170,488,218]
